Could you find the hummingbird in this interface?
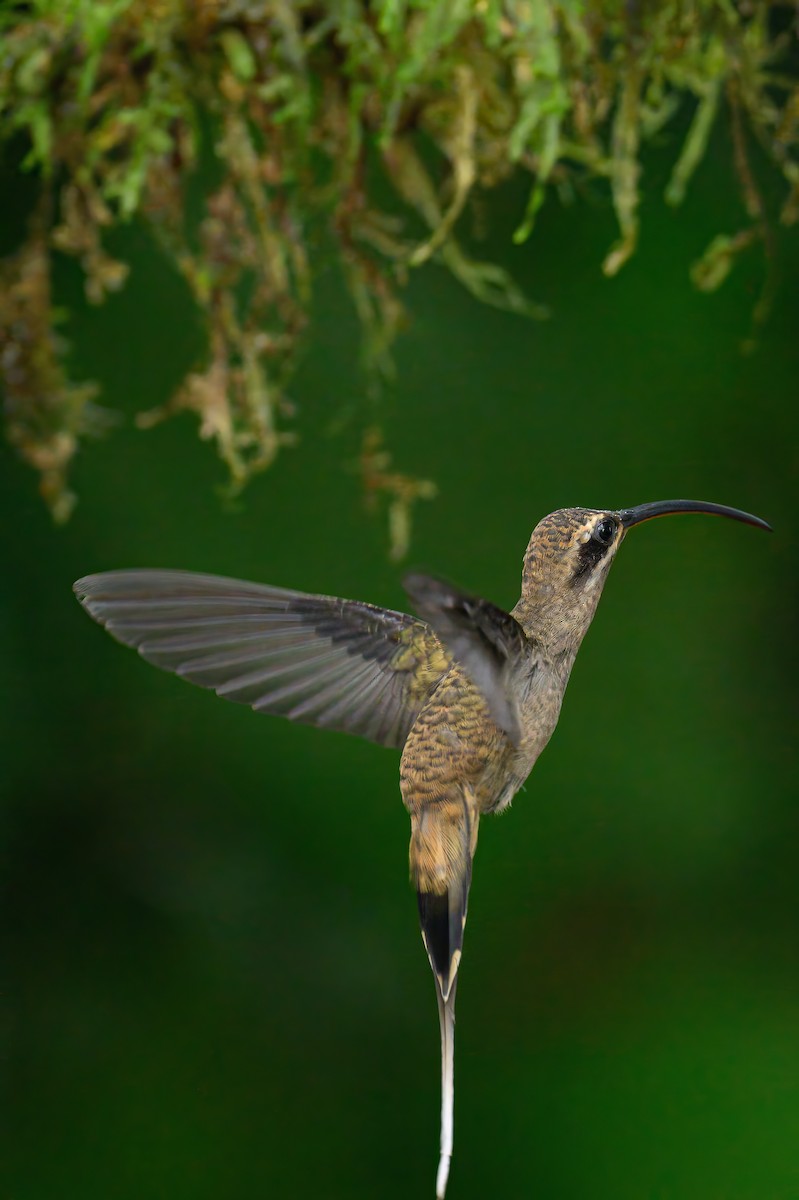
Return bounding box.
[73,498,770,1198]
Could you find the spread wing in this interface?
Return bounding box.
[403,572,533,746]
[74,570,451,749]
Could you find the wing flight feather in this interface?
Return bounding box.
[74,570,451,749]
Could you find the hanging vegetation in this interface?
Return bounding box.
[1,1,797,552]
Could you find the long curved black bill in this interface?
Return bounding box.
[619,499,772,533]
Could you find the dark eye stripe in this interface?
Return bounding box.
[570,517,616,586]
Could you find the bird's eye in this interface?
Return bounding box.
[593,517,617,545]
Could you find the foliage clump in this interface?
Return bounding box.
[0,0,797,551]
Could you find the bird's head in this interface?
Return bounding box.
[518,499,771,654]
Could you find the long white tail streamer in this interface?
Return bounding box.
[435,978,457,1198]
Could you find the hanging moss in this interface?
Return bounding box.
[0,1,797,553]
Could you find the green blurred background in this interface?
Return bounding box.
[3,126,798,1200]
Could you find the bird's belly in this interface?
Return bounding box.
[400,663,563,816]
[484,692,563,813]
[400,723,509,821]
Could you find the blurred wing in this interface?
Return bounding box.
[74,570,452,749]
[403,572,533,746]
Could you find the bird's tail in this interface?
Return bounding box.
[435,975,457,1200]
[412,787,479,1001]
[410,787,479,1197]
